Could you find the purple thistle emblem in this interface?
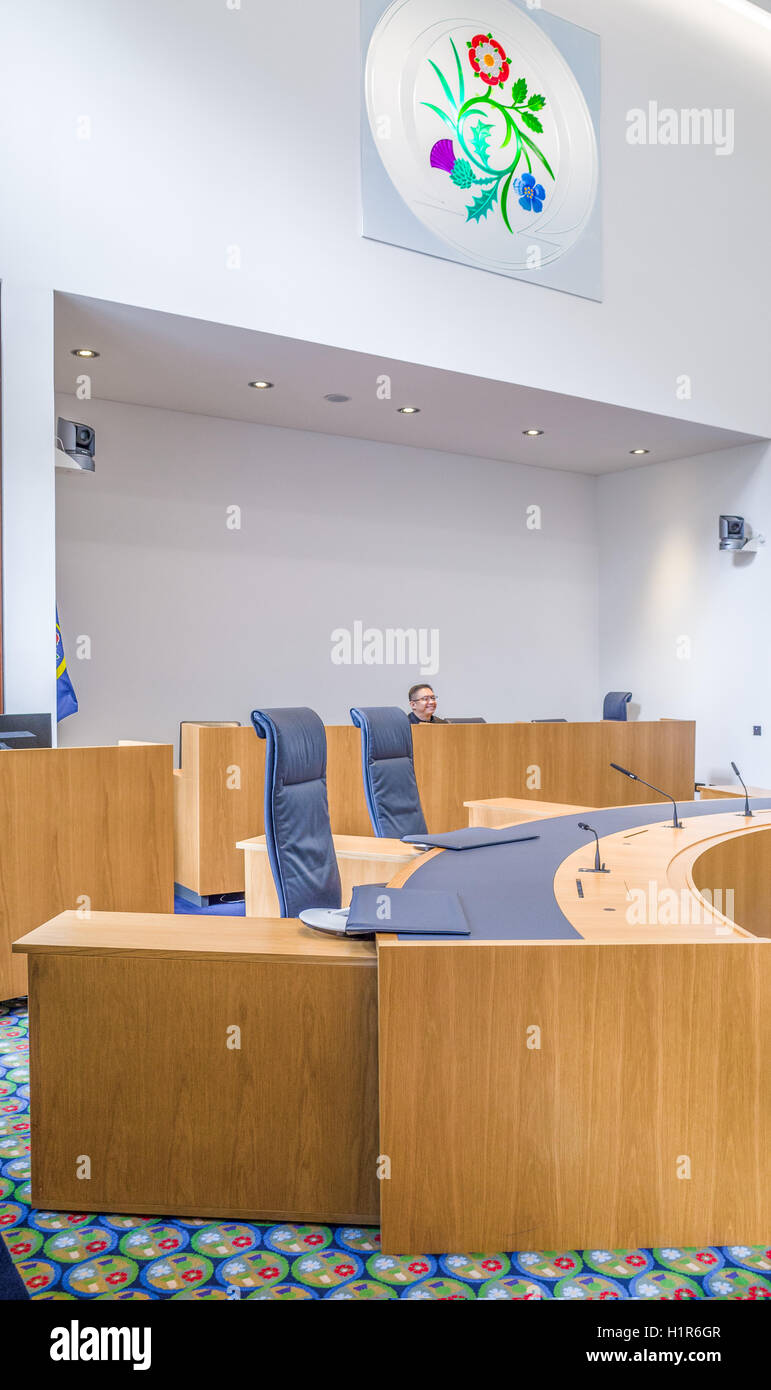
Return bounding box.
[430,138,456,173]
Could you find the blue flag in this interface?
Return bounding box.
[56,610,78,721]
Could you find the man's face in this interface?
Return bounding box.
[410,687,437,721]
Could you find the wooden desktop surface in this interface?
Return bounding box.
[173,720,695,896]
[700,783,771,800]
[465,796,595,827]
[378,806,770,1253]
[0,744,174,998]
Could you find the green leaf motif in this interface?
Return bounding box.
[466,182,499,223]
[527,94,546,111]
[510,76,528,104]
[520,110,544,134]
[449,37,465,105]
[428,58,458,112]
[470,120,493,160]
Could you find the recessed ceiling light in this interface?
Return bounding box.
[630,448,650,455]
[522,428,544,437]
[323,393,351,403]
[398,405,420,414]
[71,347,100,358]
[248,380,274,389]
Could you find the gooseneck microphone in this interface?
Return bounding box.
[577,822,610,873]
[610,762,684,828]
[730,761,754,818]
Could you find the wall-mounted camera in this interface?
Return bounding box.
[719,515,765,554]
[56,418,95,473]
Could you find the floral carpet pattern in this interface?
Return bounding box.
[2,1001,769,1301]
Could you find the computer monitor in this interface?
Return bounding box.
[530,718,568,723]
[447,717,487,724]
[0,713,53,749]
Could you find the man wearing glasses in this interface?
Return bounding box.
[407,684,447,724]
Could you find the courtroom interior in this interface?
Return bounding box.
[0,0,769,1324]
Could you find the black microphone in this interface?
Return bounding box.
[730,761,753,818]
[610,762,684,828]
[577,821,610,873]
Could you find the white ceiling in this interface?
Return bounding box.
[54,293,763,476]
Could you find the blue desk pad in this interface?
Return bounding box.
[402,827,540,851]
[397,798,771,941]
[345,883,470,936]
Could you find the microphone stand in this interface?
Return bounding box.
[730,761,754,818]
[610,763,684,828]
[577,822,610,873]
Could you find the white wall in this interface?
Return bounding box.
[0,0,768,430]
[598,440,771,787]
[3,0,770,716]
[55,396,600,748]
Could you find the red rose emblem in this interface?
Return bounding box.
[468,33,510,88]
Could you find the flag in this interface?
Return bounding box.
[56,609,79,721]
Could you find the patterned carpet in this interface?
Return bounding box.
[2,1000,769,1301]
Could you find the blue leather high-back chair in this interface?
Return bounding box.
[350,706,428,839]
[603,691,632,721]
[251,707,341,918]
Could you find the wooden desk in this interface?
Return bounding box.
[465,796,595,827]
[14,911,378,1223]
[174,720,696,898]
[14,802,769,1252]
[378,806,770,1254]
[700,783,771,800]
[237,833,422,916]
[0,744,173,999]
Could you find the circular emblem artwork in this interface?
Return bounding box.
[365,0,598,271]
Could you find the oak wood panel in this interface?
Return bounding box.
[326,725,372,835]
[378,939,770,1252]
[0,746,173,998]
[411,721,695,831]
[690,824,771,940]
[25,934,379,1222]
